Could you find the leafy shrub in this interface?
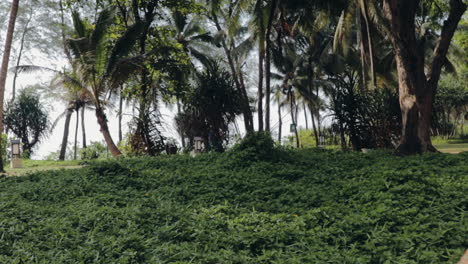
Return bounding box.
[230,131,276,160]
[80,141,108,160]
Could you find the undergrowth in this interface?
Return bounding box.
[0,134,466,263]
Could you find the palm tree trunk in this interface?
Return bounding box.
[211,13,254,133]
[81,107,86,149]
[310,107,319,147]
[290,93,299,148]
[118,86,123,144]
[303,102,308,130]
[59,108,73,160]
[278,101,282,143]
[258,43,264,132]
[359,0,377,89]
[0,0,20,172]
[177,99,185,148]
[95,107,122,157]
[74,109,79,160]
[264,0,277,132]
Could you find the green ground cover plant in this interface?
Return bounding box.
[0,134,466,263]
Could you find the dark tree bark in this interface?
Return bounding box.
[277,101,282,143]
[257,43,264,132]
[95,107,122,157]
[81,107,86,149]
[264,0,277,132]
[310,107,319,147]
[303,102,308,130]
[118,86,123,144]
[59,108,73,160]
[383,0,466,155]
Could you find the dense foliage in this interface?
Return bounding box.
[0,142,466,263]
[4,89,49,158]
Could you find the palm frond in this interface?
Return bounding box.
[106,20,145,76]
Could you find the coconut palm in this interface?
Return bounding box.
[65,8,146,156]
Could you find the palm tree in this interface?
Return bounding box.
[206,0,255,133]
[66,8,146,157]
[0,0,20,171]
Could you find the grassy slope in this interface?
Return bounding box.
[0,148,466,263]
[4,159,82,177]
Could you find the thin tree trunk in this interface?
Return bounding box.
[310,107,319,147]
[177,99,185,148]
[81,107,86,149]
[74,109,79,160]
[359,0,377,89]
[118,86,123,144]
[11,4,32,105]
[0,0,20,172]
[59,0,73,64]
[258,43,264,132]
[211,13,254,133]
[59,108,73,161]
[278,101,282,143]
[290,93,299,148]
[303,102,308,130]
[264,0,277,132]
[95,107,122,157]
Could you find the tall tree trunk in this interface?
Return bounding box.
[81,107,86,149]
[290,93,299,148]
[11,3,32,105]
[310,107,319,147]
[264,0,277,132]
[177,99,185,148]
[0,0,20,172]
[257,43,264,132]
[383,0,466,154]
[359,0,377,89]
[118,86,123,144]
[211,13,254,133]
[59,0,73,64]
[59,108,73,161]
[277,101,282,143]
[303,102,308,130]
[257,0,265,132]
[95,107,121,157]
[74,109,79,160]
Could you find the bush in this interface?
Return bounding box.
[230,131,276,160]
[80,141,108,160]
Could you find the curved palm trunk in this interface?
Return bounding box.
[59,108,73,160]
[95,107,121,157]
[0,0,20,172]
